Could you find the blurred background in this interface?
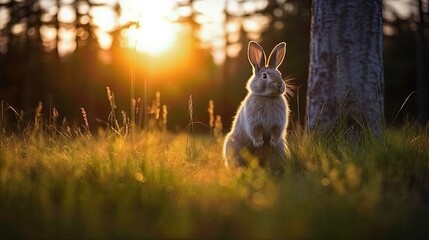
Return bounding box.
[0,0,428,132]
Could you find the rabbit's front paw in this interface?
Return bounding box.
[253,138,264,148]
[270,137,281,146]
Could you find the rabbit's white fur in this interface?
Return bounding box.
[223,41,289,174]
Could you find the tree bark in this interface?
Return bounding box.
[306,0,384,137]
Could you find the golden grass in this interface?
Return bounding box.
[0,92,428,238]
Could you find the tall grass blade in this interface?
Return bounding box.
[389,91,416,128]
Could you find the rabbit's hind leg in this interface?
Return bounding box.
[265,142,287,178]
[224,136,243,168]
[223,136,254,168]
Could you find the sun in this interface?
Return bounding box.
[127,19,176,55]
[121,0,178,55]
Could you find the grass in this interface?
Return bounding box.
[0,100,428,238]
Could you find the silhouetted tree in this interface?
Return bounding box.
[306,0,384,137]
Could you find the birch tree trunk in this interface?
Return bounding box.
[306,0,384,137]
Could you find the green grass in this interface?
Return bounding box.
[0,124,428,239]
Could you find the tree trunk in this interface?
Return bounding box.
[306,0,384,137]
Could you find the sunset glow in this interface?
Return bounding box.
[120,0,178,55]
[31,0,269,61]
[125,19,177,55]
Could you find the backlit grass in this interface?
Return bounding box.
[0,96,428,238]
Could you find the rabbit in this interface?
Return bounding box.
[223,41,289,176]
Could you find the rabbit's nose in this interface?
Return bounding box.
[275,83,282,89]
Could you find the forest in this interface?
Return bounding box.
[0,0,427,131]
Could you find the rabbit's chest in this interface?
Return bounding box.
[244,97,286,127]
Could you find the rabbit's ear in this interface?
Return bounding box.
[248,41,266,72]
[267,42,286,69]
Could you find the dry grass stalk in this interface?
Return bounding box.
[162,104,168,132]
[80,107,89,131]
[208,99,223,140]
[121,110,130,136]
[34,101,43,132]
[187,94,196,159]
[106,86,120,132]
[214,114,223,140]
[208,99,214,129]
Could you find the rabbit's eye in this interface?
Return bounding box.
[262,73,268,79]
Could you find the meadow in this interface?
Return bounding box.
[0,98,428,239]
